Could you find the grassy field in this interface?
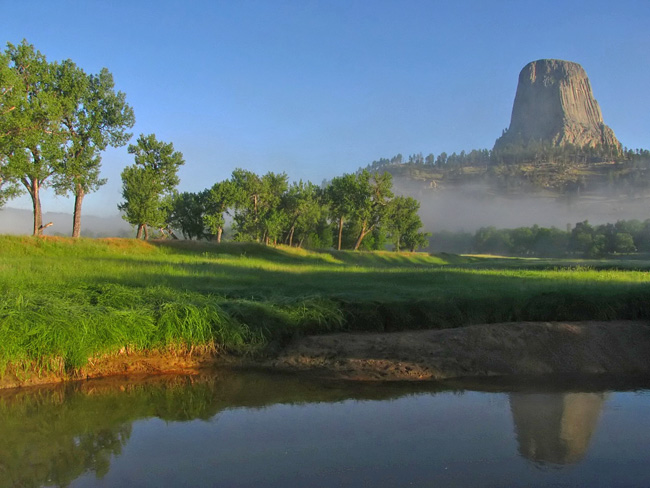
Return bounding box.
[1,235,650,376]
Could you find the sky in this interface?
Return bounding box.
[3,0,650,217]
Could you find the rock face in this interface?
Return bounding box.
[494,59,620,149]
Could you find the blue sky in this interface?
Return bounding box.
[3,0,650,216]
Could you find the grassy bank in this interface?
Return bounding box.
[1,235,650,378]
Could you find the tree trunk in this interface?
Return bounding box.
[216,227,223,243]
[33,193,42,236]
[337,216,344,251]
[144,225,149,240]
[353,230,364,251]
[395,236,401,252]
[25,178,43,237]
[71,183,85,238]
[288,226,295,247]
[353,221,371,251]
[136,224,144,239]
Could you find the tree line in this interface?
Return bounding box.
[0,40,135,236]
[361,144,650,197]
[362,142,646,174]
[118,151,430,251]
[0,40,429,250]
[430,219,650,258]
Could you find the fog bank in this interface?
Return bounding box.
[393,178,650,232]
[0,208,133,237]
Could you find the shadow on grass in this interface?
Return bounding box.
[73,255,650,339]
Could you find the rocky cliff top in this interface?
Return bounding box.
[494,59,620,150]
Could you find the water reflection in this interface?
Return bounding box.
[0,373,647,487]
[510,392,606,465]
[0,372,438,488]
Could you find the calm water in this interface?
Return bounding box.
[1,371,649,487]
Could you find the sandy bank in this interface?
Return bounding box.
[268,321,650,381]
[2,321,650,389]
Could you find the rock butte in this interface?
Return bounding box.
[494,59,620,149]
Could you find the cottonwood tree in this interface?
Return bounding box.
[259,171,289,245]
[281,180,324,247]
[385,195,427,252]
[202,179,236,243]
[54,62,134,237]
[168,191,205,240]
[0,41,66,236]
[326,173,358,250]
[0,51,22,207]
[118,134,184,239]
[402,230,430,252]
[230,169,288,244]
[350,170,393,250]
[230,168,264,241]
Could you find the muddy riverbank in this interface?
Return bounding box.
[268,320,650,381]
[2,321,649,389]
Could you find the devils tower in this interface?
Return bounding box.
[494,59,620,150]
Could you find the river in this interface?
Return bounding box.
[1,371,649,487]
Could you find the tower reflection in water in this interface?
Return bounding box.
[509,392,606,465]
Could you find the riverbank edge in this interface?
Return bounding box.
[2,320,650,390]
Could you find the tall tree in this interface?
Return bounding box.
[350,170,393,251]
[168,191,205,240]
[282,180,323,247]
[0,41,65,236]
[0,50,22,207]
[202,179,236,243]
[118,134,184,239]
[385,195,426,252]
[230,169,288,244]
[326,173,358,250]
[259,171,288,245]
[54,62,134,237]
[230,168,264,242]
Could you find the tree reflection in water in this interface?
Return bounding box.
[0,377,219,488]
[0,372,435,488]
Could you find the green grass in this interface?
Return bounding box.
[1,235,650,376]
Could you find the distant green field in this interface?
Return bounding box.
[1,235,649,376]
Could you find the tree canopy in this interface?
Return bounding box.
[162,168,428,252]
[54,63,135,237]
[118,134,184,239]
[0,40,134,236]
[0,41,66,235]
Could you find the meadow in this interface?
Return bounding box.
[1,235,650,377]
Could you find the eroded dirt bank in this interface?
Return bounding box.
[268,321,650,381]
[3,321,650,389]
[0,351,222,390]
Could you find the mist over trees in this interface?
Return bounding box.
[0,40,134,236]
[361,143,650,198]
[429,219,650,258]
